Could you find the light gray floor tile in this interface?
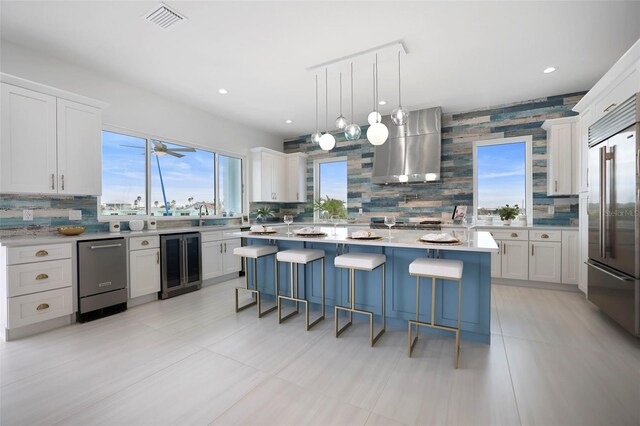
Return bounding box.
[210,375,370,425]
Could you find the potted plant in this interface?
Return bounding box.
[255,206,275,223]
[497,204,519,226]
[313,197,347,220]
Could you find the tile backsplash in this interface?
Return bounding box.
[251,91,584,227]
[0,195,240,236]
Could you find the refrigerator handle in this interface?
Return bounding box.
[599,146,607,259]
[183,238,188,285]
[586,261,634,282]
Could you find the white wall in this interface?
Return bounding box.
[0,41,283,155]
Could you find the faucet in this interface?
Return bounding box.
[198,203,209,226]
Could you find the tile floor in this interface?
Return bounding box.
[1,279,638,426]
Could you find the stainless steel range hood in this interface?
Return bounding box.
[372,106,442,184]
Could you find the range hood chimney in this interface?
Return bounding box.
[371,106,442,184]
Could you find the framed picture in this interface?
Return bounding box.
[452,205,467,221]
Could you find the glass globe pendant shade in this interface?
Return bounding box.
[319,132,336,151]
[344,123,361,141]
[335,115,348,130]
[310,131,322,145]
[367,122,389,146]
[367,111,381,126]
[391,106,410,126]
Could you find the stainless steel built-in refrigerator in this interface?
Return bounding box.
[587,93,640,337]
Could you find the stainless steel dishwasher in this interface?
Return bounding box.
[77,238,127,322]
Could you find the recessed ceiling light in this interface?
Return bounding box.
[378,100,387,105]
[285,119,293,124]
[218,88,228,94]
[543,67,557,74]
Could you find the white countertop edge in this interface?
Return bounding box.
[239,229,499,253]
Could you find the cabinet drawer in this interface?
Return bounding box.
[201,231,222,242]
[7,243,72,265]
[129,236,159,251]
[487,230,528,241]
[8,287,73,329]
[8,259,72,297]
[529,230,561,242]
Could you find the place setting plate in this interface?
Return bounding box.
[293,228,327,237]
[249,230,278,235]
[347,231,383,240]
[417,233,463,245]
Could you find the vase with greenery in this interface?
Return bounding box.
[313,196,347,220]
[497,204,519,226]
[255,206,275,223]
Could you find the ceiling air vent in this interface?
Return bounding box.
[144,3,186,29]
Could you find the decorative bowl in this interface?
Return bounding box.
[129,220,145,231]
[57,226,86,236]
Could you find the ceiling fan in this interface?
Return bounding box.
[121,140,196,158]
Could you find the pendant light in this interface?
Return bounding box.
[335,72,348,130]
[344,62,361,141]
[391,50,410,126]
[367,63,381,125]
[310,74,322,144]
[367,54,389,146]
[319,68,336,151]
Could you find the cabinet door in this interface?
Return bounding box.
[287,156,306,202]
[261,153,274,201]
[56,99,102,195]
[202,241,223,280]
[547,123,573,195]
[222,239,242,275]
[271,155,286,201]
[491,240,502,278]
[562,231,579,285]
[578,193,589,293]
[130,249,161,298]
[501,240,529,280]
[0,83,57,194]
[529,242,562,283]
[579,108,595,193]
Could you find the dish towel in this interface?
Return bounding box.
[351,230,378,238]
[421,233,458,242]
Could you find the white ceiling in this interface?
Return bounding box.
[1,1,639,138]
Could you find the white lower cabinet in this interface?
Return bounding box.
[561,230,579,285]
[222,239,242,275]
[8,287,73,329]
[129,236,160,299]
[201,232,241,281]
[491,241,502,277]
[501,240,529,280]
[529,241,562,283]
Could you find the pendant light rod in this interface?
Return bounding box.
[375,53,379,119]
[325,68,328,132]
[350,63,354,122]
[397,50,402,106]
[339,72,343,115]
[372,63,376,112]
[315,74,318,131]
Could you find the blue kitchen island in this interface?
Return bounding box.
[235,227,498,344]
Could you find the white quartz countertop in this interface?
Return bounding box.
[238,227,499,253]
[0,225,244,247]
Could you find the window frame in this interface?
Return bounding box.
[313,156,348,221]
[98,124,246,221]
[472,135,533,224]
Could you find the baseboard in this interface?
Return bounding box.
[493,278,581,293]
[127,292,158,308]
[4,314,74,341]
[202,272,241,287]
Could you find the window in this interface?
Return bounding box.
[99,129,244,219]
[313,157,348,220]
[473,136,532,221]
[101,131,147,216]
[150,140,215,217]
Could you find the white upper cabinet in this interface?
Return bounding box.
[543,117,578,196]
[0,77,105,196]
[287,154,307,203]
[56,99,102,195]
[1,84,58,194]
[593,65,640,121]
[250,147,307,203]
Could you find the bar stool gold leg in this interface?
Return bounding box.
[335,268,354,337]
[455,278,462,369]
[235,257,258,313]
[278,261,300,323]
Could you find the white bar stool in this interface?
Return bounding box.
[233,245,278,317]
[408,258,463,368]
[276,249,325,330]
[334,252,386,346]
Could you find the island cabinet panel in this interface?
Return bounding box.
[245,238,493,343]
